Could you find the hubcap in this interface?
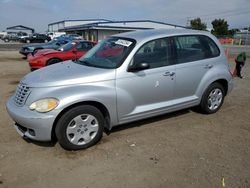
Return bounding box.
[66,114,99,145]
[207,88,223,111]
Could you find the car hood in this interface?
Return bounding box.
[20,60,116,88]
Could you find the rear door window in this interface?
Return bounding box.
[173,35,220,64]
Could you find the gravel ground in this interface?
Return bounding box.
[0,51,249,188]
[0,40,23,51]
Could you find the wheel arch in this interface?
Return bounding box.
[51,101,111,140]
[46,57,62,66]
[212,79,228,95]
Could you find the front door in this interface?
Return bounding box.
[116,37,176,124]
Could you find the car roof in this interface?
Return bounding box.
[113,29,211,43]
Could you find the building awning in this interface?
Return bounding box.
[60,24,153,32]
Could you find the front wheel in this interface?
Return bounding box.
[199,83,225,114]
[55,105,104,150]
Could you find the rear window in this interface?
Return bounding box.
[173,35,220,64]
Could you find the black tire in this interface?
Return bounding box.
[47,58,61,66]
[30,68,37,72]
[55,105,104,150]
[199,82,225,114]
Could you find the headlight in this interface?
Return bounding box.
[29,98,59,113]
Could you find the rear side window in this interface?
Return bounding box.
[173,35,220,64]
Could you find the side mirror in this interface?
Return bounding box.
[128,62,150,72]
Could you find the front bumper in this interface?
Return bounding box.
[28,55,47,70]
[19,49,32,56]
[6,97,56,141]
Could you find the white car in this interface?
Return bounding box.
[47,32,66,40]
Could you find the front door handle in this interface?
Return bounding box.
[204,64,213,69]
[163,72,175,76]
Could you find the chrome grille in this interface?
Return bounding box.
[14,83,31,106]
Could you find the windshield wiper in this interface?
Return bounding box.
[78,59,105,68]
[78,59,92,66]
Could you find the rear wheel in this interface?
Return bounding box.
[199,83,225,114]
[47,58,61,66]
[26,39,30,43]
[55,105,104,150]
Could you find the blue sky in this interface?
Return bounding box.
[0,0,250,32]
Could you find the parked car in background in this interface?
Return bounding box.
[20,33,51,43]
[2,32,28,42]
[28,40,96,70]
[47,32,66,40]
[6,29,233,150]
[66,34,82,40]
[55,34,82,41]
[2,34,18,42]
[19,38,72,57]
[17,32,29,41]
[0,32,7,40]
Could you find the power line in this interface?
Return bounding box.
[199,10,250,20]
[193,7,250,18]
[177,7,250,22]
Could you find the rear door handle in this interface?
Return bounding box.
[204,64,213,69]
[163,72,175,76]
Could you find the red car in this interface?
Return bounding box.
[27,40,96,71]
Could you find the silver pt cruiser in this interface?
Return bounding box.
[6,29,233,150]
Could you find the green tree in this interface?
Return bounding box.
[211,19,229,36]
[190,18,207,31]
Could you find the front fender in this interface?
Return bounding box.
[26,80,118,126]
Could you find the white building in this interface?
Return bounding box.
[48,19,186,41]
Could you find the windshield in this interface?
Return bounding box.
[78,37,136,69]
[58,42,76,51]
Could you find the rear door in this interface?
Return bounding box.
[172,35,220,102]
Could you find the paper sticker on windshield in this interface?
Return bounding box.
[115,39,132,47]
